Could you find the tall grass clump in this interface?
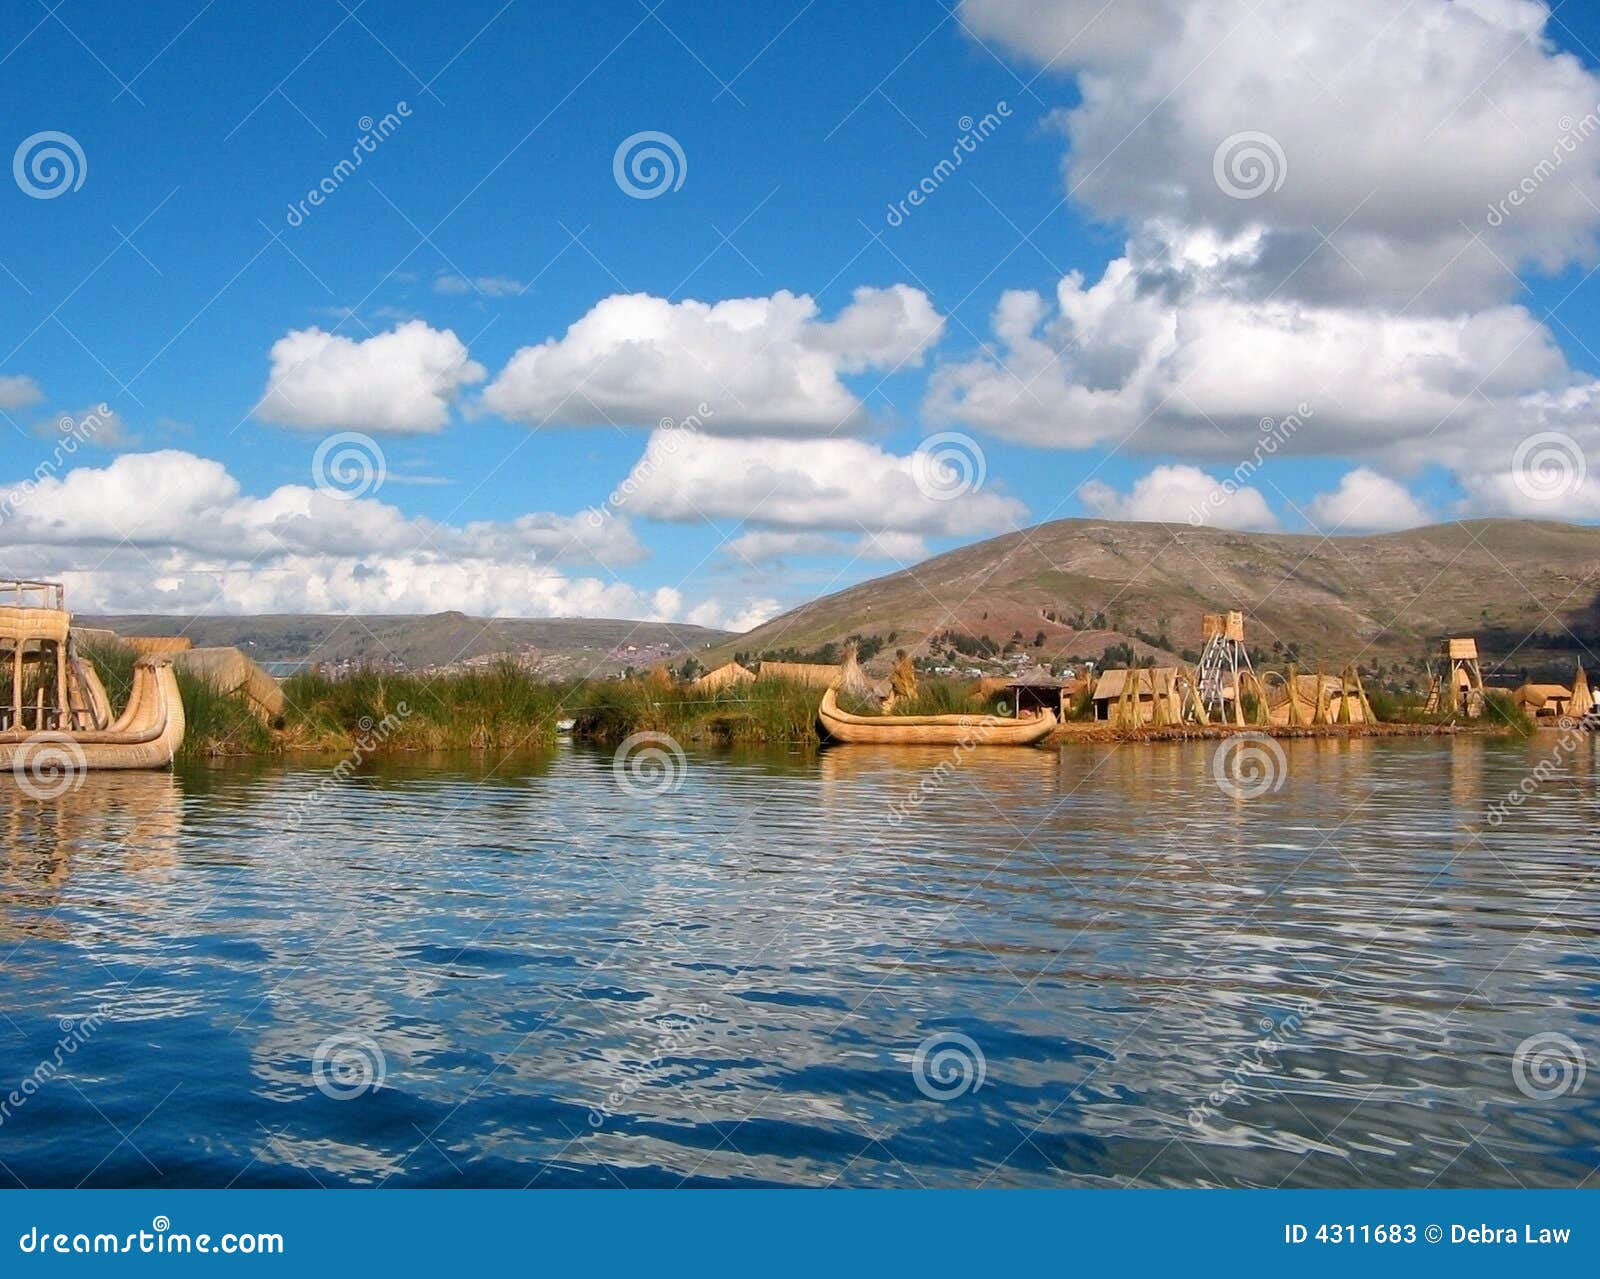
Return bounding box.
[888,679,989,716]
[282,661,567,752]
[572,675,822,744]
[175,668,277,758]
[1482,688,1536,737]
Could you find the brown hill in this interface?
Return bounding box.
[710,519,1600,680]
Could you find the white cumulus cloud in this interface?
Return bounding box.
[257,321,485,433]
[1308,468,1432,532]
[482,286,945,434]
[933,0,1600,516]
[1079,464,1279,530]
[614,429,1026,535]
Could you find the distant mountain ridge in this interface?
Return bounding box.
[80,612,730,679]
[706,518,1600,679]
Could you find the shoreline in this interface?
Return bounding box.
[1044,720,1479,744]
[183,714,1506,761]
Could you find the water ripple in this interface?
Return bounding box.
[1,736,1596,1186]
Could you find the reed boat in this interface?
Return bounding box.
[817,686,1056,746]
[2,579,187,777]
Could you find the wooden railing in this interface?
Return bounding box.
[0,579,65,610]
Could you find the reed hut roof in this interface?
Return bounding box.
[757,660,842,688]
[1092,666,1179,699]
[1514,682,1572,707]
[691,661,755,692]
[1007,668,1065,689]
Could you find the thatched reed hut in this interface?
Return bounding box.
[1513,682,1573,721]
[1007,669,1072,720]
[691,661,755,693]
[1092,667,1183,725]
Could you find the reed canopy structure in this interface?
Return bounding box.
[0,579,107,733]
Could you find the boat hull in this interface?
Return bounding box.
[1,659,186,775]
[817,687,1056,746]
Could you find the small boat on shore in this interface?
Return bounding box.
[817,687,1056,746]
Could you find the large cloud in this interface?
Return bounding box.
[0,450,712,618]
[611,429,1026,536]
[926,229,1580,462]
[482,286,945,434]
[961,0,1600,307]
[257,321,485,433]
[932,1,1600,512]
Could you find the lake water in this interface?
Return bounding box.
[1,736,1596,1188]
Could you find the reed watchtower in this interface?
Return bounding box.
[1197,610,1253,722]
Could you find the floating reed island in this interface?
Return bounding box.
[0,584,1564,771]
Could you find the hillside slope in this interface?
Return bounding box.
[709,519,1600,676]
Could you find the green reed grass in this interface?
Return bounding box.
[281,661,569,752]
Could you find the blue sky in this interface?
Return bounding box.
[6,0,1600,624]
